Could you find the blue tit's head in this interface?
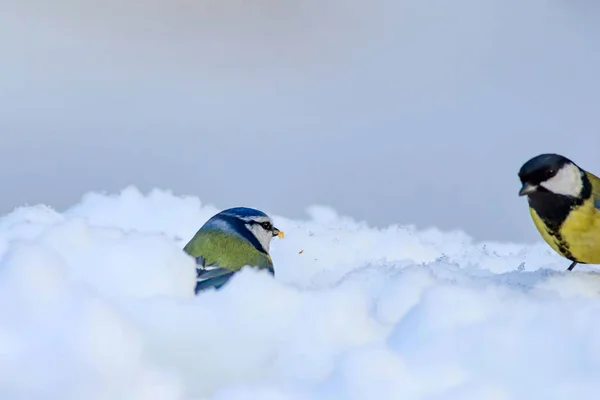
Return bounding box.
[202,207,284,253]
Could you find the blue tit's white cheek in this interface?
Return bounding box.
[540,163,583,197]
[246,223,274,253]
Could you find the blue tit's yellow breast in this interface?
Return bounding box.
[530,197,600,264]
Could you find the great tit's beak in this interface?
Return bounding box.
[273,227,285,239]
[519,182,537,196]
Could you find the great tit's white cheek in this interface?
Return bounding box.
[540,163,583,197]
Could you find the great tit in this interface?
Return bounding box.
[518,153,600,271]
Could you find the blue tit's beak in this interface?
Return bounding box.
[519,182,537,196]
[273,227,285,239]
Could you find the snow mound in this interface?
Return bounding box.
[1,186,599,400]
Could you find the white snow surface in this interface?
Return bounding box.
[1,187,600,400]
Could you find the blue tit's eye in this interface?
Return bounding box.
[260,221,272,230]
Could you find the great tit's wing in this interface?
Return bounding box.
[585,171,600,210]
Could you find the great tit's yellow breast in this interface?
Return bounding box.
[530,198,600,264]
[529,207,561,253]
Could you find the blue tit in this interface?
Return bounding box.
[518,153,600,271]
[183,207,285,294]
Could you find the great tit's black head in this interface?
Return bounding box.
[518,153,585,198]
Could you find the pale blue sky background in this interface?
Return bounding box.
[1,0,599,242]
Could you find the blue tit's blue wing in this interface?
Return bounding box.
[194,256,275,294]
[194,256,236,294]
[195,256,207,268]
[195,268,235,293]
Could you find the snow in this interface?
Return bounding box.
[1,186,600,399]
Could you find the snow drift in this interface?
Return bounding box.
[1,187,599,400]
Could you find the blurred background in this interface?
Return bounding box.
[1,0,599,242]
